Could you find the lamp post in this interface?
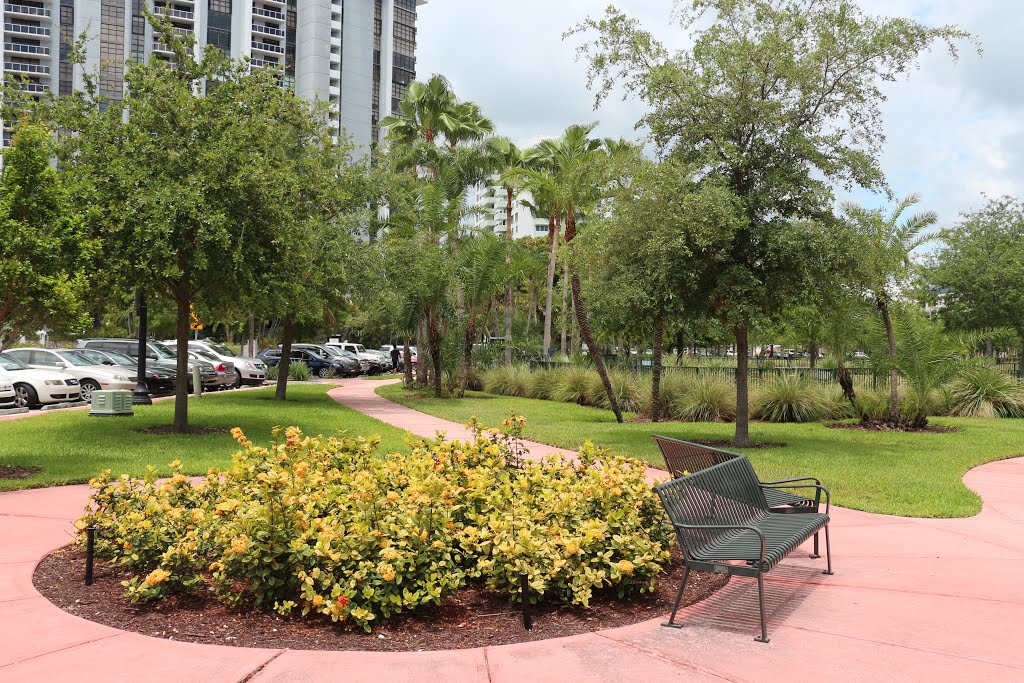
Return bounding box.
[132,289,153,406]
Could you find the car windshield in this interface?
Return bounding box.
[352,344,366,353]
[150,341,176,359]
[0,354,29,370]
[193,350,218,361]
[56,350,98,367]
[318,346,342,357]
[207,343,235,357]
[104,350,138,366]
[78,349,112,365]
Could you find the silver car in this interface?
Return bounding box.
[165,340,266,387]
[4,348,135,402]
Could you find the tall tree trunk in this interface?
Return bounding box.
[275,313,294,401]
[542,212,558,357]
[560,254,569,355]
[836,360,857,407]
[459,316,476,397]
[526,277,536,336]
[651,308,665,422]
[734,322,751,447]
[173,282,190,434]
[877,297,899,421]
[565,214,622,423]
[504,186,514,365]
[403,337,413,387]
[809,347,818,369]
[675,329,685,365]
[571,313,581,356]
[248,314,256,357]
[416,315,427,385]
[427,311,443,398]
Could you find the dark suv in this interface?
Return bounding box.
[258,347,356,379]
[77,339,218,389]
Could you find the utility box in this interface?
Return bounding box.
[89,390,134,417]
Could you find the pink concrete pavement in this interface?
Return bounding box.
[0,378,1022,681]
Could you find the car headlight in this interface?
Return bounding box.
[43,379,65,386]
[0,382,10,391]
[113,374,130,382]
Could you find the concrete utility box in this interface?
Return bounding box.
[89,390,134,417]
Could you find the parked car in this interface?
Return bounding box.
[326,342,388,374]
[164,340,266,387]
[380,344,417,368]
[257,348,353,379]
[3,348,135,402]
[186,349,235,390]
[76,348,177,395]
[0,374,15,409]
[0,353,81,409]
[291,344,362,377]
[77,339,218,389]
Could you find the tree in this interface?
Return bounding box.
[930,196,1024,344]
[0,120,91,350]
[453,234,507,396]
[571,0,968,445]
[491,137,530,365]
[843,194,938,423]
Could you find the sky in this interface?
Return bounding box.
[416,0,1023,226]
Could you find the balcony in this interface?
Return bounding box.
[4,61,49,75]
[251,7,284,20]
[4,22,50,37]
[251,40,284,54]
[251,23,285,38]
[3,42,50,56]
[17,81,47,94]
[249,57,280,68]
[161,8,193,20]
[4,4,51,18]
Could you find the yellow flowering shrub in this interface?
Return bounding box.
[78,417,670,630]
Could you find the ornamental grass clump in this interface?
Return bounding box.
[669,375,737,422]
[482,364,531,397]
[948,365,1024,418]
[751,375,828,423]
[78,417,669,631]
[552,365,598,405]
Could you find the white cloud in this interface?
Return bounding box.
[416,1,1023,224]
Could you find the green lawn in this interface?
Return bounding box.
[377,383,1024,518]
[0,385,414,492]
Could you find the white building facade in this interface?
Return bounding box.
[466,180,550,240]
[1,0,425,148]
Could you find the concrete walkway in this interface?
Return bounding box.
[1,378,1023,681]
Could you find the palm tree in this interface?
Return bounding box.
[491,137,531,364]
[843,194,937,423]
[442,101,494,149]
[380,74,456,146]
[453,233,507,396]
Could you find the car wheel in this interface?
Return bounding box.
[234,370,243,389]
[14,383,38,409]
[80,380,100,403]
[317,366,330,379]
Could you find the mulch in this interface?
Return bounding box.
[690,439,785,449]
[828,421,960,434]
[137,426,228,436]
[33,544,727,652]
[0,466,42,480]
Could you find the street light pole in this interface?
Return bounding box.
[132,288,153,406]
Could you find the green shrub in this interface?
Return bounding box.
[588,370,642,413]
[267,361,311,382]
[526,367,562,400]
[482,364,531,397]
[552,366,598,405]
[636,372,692,419]
[853,389,889,421]
[669,375,736,422]
[821,388,855,421]
[752,375,828,423]
[948,365,1024,418]
[266,365,279,381]
[78,418,670,630]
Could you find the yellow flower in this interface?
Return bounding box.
[616,560,635,575]
[431,540,445,550]
[230,535,250,554]
[122,541,134,551]
[565,540,580,556]
[609,487,622,497]
[380,547,400,561]
[312,595,324,607]
[416,494,431,506]
[377,563,396,582]
[386,491,400,503]
[144,568,170,587]
[419,530,428,541]
[169,459,182,469]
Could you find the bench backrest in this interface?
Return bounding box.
[651,435,741,479]
[654,456,768,559]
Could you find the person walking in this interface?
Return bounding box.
[390,345,401,372]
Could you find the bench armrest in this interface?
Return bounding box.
[672,523,766,564]
[760,476,820,486]
[761,483,831,513]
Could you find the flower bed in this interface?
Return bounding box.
[77,417,672,632]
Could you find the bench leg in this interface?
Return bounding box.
[754,571,770,643]
[809,531,820,559]
[823,524,834,575]
[661,565,690,629]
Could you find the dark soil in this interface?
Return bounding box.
[691,439,785,450]
[0,465,42,479]
[828,421,960,434]
[34,544,726,652]
[138,426,228,436]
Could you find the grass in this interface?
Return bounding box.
[376,383,1024,518]
[0,385,414,492]
[362,374,404,381]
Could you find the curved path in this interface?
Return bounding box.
[1,379,1023,681]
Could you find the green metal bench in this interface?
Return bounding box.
[654,455,832,642]
[652,435,824,558]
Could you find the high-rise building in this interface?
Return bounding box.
[465,180,551,240]
[1,0,425,148]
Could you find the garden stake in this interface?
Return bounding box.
[85,526,96,586]
[520,571,532,630]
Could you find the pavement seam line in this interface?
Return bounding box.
[777,623,1024,671]
[483,646,492,683]
[236,649,287,683]
[592,631,740,682]
[0,632,121,670]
